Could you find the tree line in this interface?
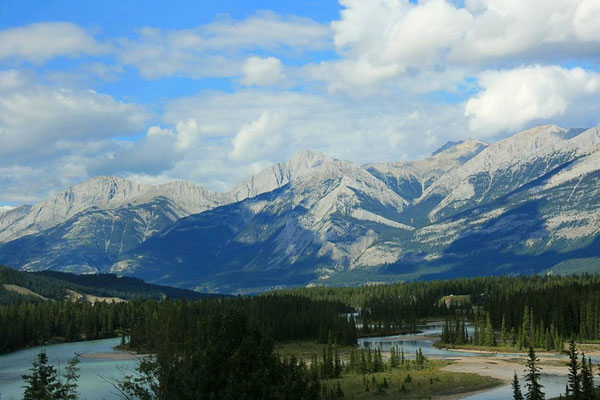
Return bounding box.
[282,274,600,341]
[0,293,358,354]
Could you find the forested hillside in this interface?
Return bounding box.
[0,265,215,304]
[278,274,600,342]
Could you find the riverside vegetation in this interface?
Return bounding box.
[5,271,600,398]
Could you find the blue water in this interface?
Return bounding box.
[0,324,574,399]
[358,323,569,399]
[0,338,138,400]
[462,375,567,399]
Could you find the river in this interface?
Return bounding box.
[358,322,569,399]
[0,324,572,399]
[0,338,137,400]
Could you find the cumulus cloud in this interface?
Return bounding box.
[325,0,600,91]
[0,22,106,63]
[465,65,600,135]
[117,12,330,79]
[241,57,285,86]
[230,111,286,162]
[2,2,600,205]
[0,84,149,157]
[0,69,30,91]
[164,89,467,166]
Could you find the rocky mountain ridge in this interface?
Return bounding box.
[1,124,599,293]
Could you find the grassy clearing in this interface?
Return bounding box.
[321,360,502,399]
[274,340,355,360]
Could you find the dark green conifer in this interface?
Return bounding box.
[512,372,524,400]
[525,347,544,400]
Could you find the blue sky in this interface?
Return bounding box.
[1,0,599,208]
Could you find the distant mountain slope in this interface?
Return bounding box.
[419,125,598,221]
[229,149,339,201]
[0,264,215,303]
[0,177,230,243]
[0,196,192,273]
[1,124,599,293]
[365,140,487,201]
[113,153,411,292]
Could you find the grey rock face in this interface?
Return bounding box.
[1,125,599,293]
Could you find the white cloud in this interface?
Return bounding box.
[164,89,467,167]
[0,22,106,63]
[2,3,600,205]
[0,70,29,91]
[118,12,330,79]
[0,85,149,157]
[573,0,600,41]
[230,111,286,162]
[325,0,600,91]
[241,57,285,86]
[0,205,15,213]
[465,65,600,135]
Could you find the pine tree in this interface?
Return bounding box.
[525,347,544,400]
[568,340,582,399]
[522,306,531,348]
[501,315,507,345]
[334,346,342,378]
[22,351,60,400]
[390,346,398,368]
[485,312,496,347]
[360,349,367,374]
[473,315,480,345]
[417,348,426,367]
[580,354,595,400]
[55,355,80,400]
[401,347,405,365]
[373,347,384,373]
[512,372,524,400]
[442,318,450,343]
[366,348,373,373]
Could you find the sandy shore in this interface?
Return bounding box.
[80,351,149,360]
[395,334,441,341]
[439,346,563,357]
[442,356,567,381]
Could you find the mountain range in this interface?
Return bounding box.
[1,124,599,293]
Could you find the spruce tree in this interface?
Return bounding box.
[360,349,367,374]
[55,355,80,400]
[401,347,405,365]
[568,340,582,399]
[485,312,496,347]
[390,346,398,368]
[525,347,544,400]
[580,354,595,400]
[334,346,342,378]
[22,351,60,400]
[373,347,384,373]
[513,372,524,400]
[418,348,426,366]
